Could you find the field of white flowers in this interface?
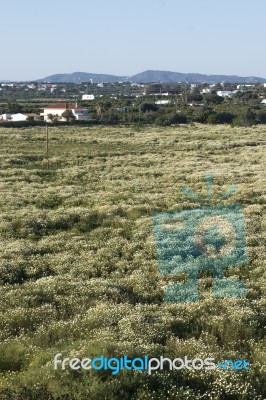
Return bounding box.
[0,124,265,399]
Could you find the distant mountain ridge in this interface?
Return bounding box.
[8,70,266,84]
[128,70,266,84]
[36,72,126,83]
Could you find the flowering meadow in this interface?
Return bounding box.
[0,124,265,399]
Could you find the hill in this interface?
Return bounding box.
[129,70,266,83]
[36,71,126,83]
[36,69,266,84]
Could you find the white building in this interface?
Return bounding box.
[11,113,28,121]
[217,90,237,98]
[0,113,12,121]
[155,99,170,105]
[201,88,212,94]
[237,84,255,90]
[0,113,28,121]
[190,84,197,92]
[261,99,266,105]
[27,84,37,89]
[154,92,169,96]
[41,103,89,121]
[82,94,95,101]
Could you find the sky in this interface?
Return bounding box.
[1,0,266,81]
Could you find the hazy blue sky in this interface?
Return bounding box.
[1,0,266,80]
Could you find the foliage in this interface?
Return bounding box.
[187,93,203,102]
[203,94,224,104]
[0,125,265,399]
[4,101,23,114]
[140,103,159,113]
[207,112,234,124]
[231,109,256,127]
[61,109,76,122]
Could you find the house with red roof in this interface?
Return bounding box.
[41,103,89,121]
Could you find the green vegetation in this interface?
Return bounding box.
[1,81,266,128]
[61,109,76,122]
[0,124,265,399]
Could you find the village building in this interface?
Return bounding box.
[0,113,12,121]
[155,99,170,105]
[217,90,238,98]
[41,103,89,121]
[11,113,28,121]
[82,94,95,101]
[0,113,28,121]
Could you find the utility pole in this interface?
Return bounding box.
[46,124,49,170]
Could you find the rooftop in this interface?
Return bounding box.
[44,103,86,110]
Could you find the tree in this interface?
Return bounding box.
[27,116,35,123]
[145,83,163,95]
[204,93,224,104]
[168,113,187,124]
[5,101,22,113]
[187,93,203,102]
[140,103,158,112]
[207,112,234,124]
[232,108,256,126]
[61,109,76,122]
[256,110,266,124]
[47,114,58,123]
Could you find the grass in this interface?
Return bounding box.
[0,124,265,399]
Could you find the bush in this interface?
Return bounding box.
[140,103,159,112]
[203,93,224,104]
[207,112,234,124]
[231,109,256,126]
[255,110,266,123]
[168,113,187,124]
